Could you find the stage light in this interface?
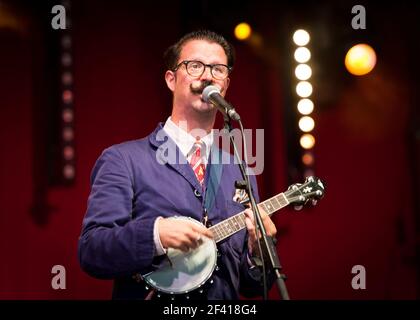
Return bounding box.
[294,47,311,63]
[62,72,73,85]
[293,29,310,46]
[296,81,313,97]
[345,43,377,76]
[62,109,73,123]
[292,28,317,176]
[61,53,72,67]
[62,127,74,141]
[63,146,74,160]
[57,0,75,184]
[295,64,312,80]
[300,134,315,149]
[297,99,314,115]
[298,116,315,132]
[62,90,73,104]
[302,152,314,165]
[63,164,75,179]
[234,22,252,41]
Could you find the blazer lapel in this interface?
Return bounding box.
[149,123,203,193]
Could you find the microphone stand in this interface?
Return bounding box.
[223,114,290,300]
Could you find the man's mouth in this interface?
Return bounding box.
[190,80,213,95]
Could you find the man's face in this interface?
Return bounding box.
[165,39,230,114]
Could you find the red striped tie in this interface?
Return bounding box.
[190,140,206,185]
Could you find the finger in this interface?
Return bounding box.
[190,223,214,239]
[244,209,254,222]
[184,230,201,249]
[256,209,276,236]
[175,232,197,251]
[260,213,277,236]
[244,209,256,234]
[170,238,189,252]
[201,227,214,239]
[244,216,257,242]
[182,232,197,251]
[245,209,276,238]
[179,244,190,252]
[187,233,201,249]
[245,210,263,241]
[259,208,268,218]
[265,220,277,237]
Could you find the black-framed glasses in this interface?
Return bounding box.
[174,60,232,80]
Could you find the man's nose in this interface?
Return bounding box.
[200,66,213,81]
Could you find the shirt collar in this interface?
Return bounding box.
[163,117,214,161]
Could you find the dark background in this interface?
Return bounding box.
[0,0,419,299]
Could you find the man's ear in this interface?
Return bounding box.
[165,70,176,92]
[220,77,230,96]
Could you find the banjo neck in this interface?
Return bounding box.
[209,192,289,243]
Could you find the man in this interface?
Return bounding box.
[78,30,277,300]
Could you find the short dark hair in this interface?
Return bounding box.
[163,30,235,71]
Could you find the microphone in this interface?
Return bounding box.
[202,85,241,121]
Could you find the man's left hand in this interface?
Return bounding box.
[244,208,277,258]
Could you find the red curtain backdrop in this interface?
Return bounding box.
[0,1,417,299]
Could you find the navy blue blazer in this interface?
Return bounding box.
[78,123,267,299]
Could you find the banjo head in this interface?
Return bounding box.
[143,216,217,295]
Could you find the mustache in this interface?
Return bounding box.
[190,80,214,94]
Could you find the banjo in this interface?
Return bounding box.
[141,176,325,297]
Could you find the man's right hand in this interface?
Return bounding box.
[157,218,213,252]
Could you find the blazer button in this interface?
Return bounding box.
[194,189,201,197]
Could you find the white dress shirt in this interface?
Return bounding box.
[153,117,214,256]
